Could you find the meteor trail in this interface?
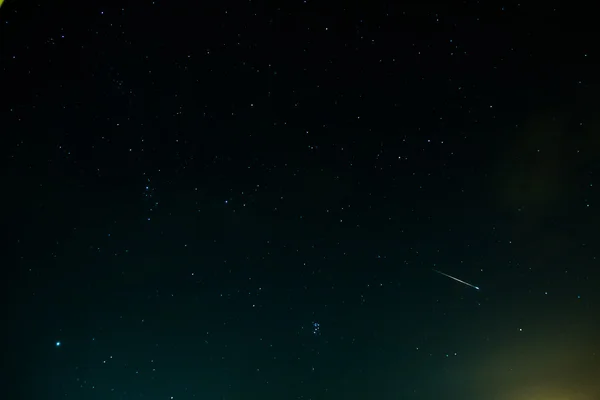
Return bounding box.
[432,269,480,290]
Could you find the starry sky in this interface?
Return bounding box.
[2,1,599,399]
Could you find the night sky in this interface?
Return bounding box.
[2,1,600,399]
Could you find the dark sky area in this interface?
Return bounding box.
[2,1,599,399]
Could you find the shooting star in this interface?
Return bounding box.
[432,269,480,291]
